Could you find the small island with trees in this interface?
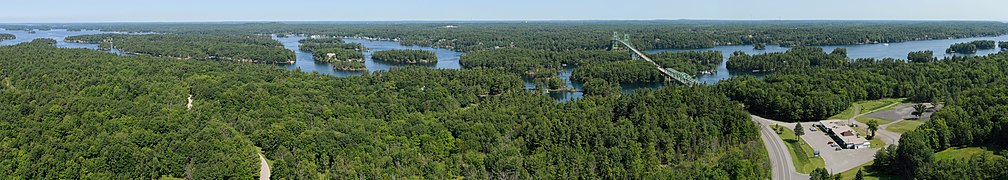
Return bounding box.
[0,33,14,41]
[753,43,766,50]
[298,37,368,71]
[946,40,996,54]
[371,49,438,64]
[1000,41,1008,51]
[907,50,936,63]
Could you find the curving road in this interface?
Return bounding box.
[753,115,810,180]
[259,153,270,180]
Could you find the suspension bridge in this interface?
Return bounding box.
[611,32,700,86]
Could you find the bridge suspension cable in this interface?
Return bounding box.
[611,32,700,86]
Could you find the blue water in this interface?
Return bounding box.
[5,29,1006,102]
[647,34,1008,84]
[0,29,135,55]
[273,36,464,76]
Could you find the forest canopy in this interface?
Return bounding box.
[65,34,295,63]
[0,33,14,41]
[371,49,438,64]
[0,41,769,179]
[18,21,1008,52]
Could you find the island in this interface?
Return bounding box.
[947,40,996,54]
[753,43,766,50]
[298,37,368,71]
[371,49,438,64]
[65,34,295,64]
[0,33,14,41]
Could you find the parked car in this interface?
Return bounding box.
[810,127,817,131]
[835,147,842,151]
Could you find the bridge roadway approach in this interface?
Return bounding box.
[611,32,700,86]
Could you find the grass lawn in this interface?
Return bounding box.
[855,116,895,127]
[885,120,925,134]
[776,125,825,174]
[857,98,905,113]
[828,105,857,120]
[849,126,885,148]
[934,147,1006,161]
[829,98,904,120]
[838,161,900,180]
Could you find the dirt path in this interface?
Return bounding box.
[186,94,193,110]
[259,153,270,180]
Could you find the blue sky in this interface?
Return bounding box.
[3,0,1007,22]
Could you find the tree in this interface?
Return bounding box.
[794,123,805,136]
[855,168,865,180]
[810,168,831,180]
[867,119,879,139]
[912,103,927,119]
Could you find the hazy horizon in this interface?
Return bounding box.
[3,0,1008,23]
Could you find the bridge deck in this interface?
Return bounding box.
[616,40,700,86]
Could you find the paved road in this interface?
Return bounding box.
[753,115,810,180]
[259,153,270,180]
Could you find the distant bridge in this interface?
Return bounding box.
[611,32,700,86]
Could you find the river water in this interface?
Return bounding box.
[647,35,1008,84]
[4,29,1007,101]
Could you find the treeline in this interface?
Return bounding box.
[872,84,1008,179]
[298,41,365,52]
[298,37,367,71]
[64,34,294,63]
[371,49,438,64]
[34,21,1008,52]
[571,60,665,84]
[0,42,769,179]
[727,46,847,72]
[460,48,626,78]
[946,40,996,54]
[719,51,1008,121]
[0,33,13,41]
[908,50,936,63]
[649,50,722,75]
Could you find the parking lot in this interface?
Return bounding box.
[799,122,878,173]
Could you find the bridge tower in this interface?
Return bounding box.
[610,32,624,51]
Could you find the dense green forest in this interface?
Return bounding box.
[0,33,14,41]
[719,49,1008,121]
[946,40,995,54]
[297,37,367,70]
[571,60,665,84]
[868,57,1008,179]
[726,46,846,72]
[1000,41,1008,50]
[0,40,769,179]
[371,49,438,64]
[973,40,997,49]
[649,50,721,75]
[946,42,977,54]
[17,21,1008,52]
[64,34,295,63]
[311,48,364,63]
[908,50,936,63]
[298,37,346,44]
[459,48,627,78]
[298,41,365,52]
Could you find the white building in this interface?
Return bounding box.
[817,120,871,149]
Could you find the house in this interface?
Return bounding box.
[817,120,871,149]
